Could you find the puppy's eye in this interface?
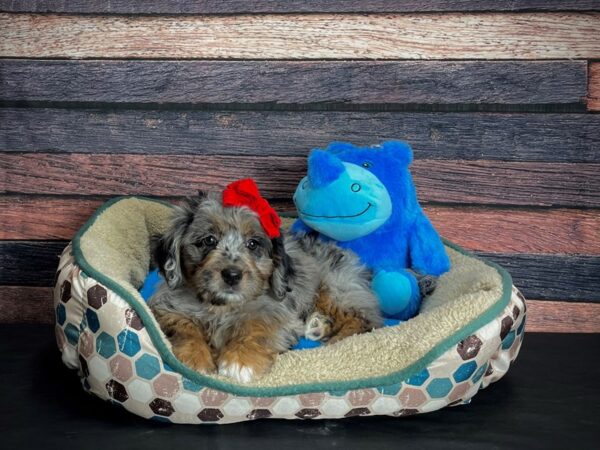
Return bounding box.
[201,235,218,247]
[362,161,372,169]
[246,239,260,251]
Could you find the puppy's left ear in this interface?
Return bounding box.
[270,234,295,300]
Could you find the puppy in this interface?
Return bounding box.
[148,185,383,383]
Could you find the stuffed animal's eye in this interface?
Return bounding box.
[351,183,361,192]
[362,161,372,168]
[202,235,218,247]
[302,180,308,189]
[246,239,260,251]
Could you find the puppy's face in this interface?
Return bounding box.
[154,195,281,307]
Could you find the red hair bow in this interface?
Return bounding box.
[222,179,282,239]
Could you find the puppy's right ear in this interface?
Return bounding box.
[151,198,197,289]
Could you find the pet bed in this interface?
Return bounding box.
[54,197,526,424]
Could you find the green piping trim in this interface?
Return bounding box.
[72,196,513,398]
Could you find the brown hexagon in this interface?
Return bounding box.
[299,393,325,408]
[60,280,72,303]
[485,365,494,377]
[125,308,144,330]
[106,379,128,403]
[448,382,470,403]
[87,285,108,309]
[394,408,419,417]
[247,409,272,420]
[348,389,377,407]
[500,316,514,340]
[201,388,229,406]
[457,335,483,360]
[153,373,180,398]
[110,355,133,382]
[150,398,174,416]
[197,408,224,422]
[295,408,321,419]
[250,397,276,407]
[345,407,371,418]
[512,305,520,320]
[398,387,427,408]
[516,290,526,305]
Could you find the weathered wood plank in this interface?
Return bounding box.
[526,300,600,333]
[0,287,53,324]
[0,241,65,286]
[588,62,600,111]
[2,1,599,14]
[3,197,599,256]
[1,286,598,333]
[1,13,599,59]
[479,253,600,302]
[1,242,599,301]
[1,154,597,207]
[0,60,588,107]
[1,109,599,163]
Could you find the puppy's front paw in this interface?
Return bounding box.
[173,344,216,374]
[305,312,333,341]
[218,361,256,384]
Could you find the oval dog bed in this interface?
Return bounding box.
[54,197,526,424]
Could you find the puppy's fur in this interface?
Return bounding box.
[148,193,383,383]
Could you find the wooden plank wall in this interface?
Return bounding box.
[0,2,599,333]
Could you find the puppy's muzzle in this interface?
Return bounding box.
[221,267,243,287]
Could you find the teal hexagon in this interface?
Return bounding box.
[379,383,402,396]
[502,330,516,350]
[472,363,488,384]
[426,378,453,398]
[85,309,100,333]
[406,368,430,386]
[64,323,79,346]
[453,361,477,383]
[96,331,117,359]
[135,353,161,380]
[183,378,203,392]
[517,318,526,336]
[117,329,141,357]
[56,304,66,326]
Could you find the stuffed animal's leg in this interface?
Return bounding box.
[372,269,421,320]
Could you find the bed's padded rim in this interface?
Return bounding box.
[70,196,514,397]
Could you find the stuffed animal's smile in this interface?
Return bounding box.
[300,202,372,219]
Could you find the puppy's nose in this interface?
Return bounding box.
[221,267,242,286]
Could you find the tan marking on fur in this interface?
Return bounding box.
[314,288,373,345]
[152,308,216,373]
[218,318,280,378]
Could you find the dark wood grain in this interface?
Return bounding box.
[2,1,599,13]
[2,240,599,301]
[0,60,587,106]
[1,109,599,163]
[478,253,600,302]
[1,154,597,207]
[2,197,599,256]
[0,241,65,286]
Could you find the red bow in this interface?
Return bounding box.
[222,179,282,239]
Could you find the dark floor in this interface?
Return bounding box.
[1,325,598,450]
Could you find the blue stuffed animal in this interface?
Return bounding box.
[292,141,450,320]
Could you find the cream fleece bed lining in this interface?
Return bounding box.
[75,197,507,391]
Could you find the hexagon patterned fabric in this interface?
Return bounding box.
[54,243,526,424]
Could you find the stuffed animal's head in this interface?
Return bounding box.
[293,141,418,241]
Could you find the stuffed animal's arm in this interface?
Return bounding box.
[290,218,313,234]
[408,215,451,276]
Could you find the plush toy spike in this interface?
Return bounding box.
[222,178,282,238]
